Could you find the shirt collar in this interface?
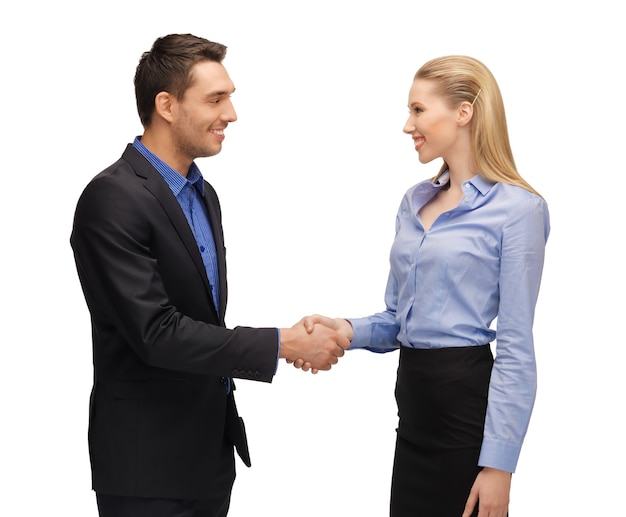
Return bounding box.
[132,136,205,196]
[468,174,495,196]
[434,170,450,187]
[434,170,495,196]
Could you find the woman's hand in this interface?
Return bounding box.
[286,315,353,374]
[462,467,511,517]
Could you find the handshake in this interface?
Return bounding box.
[279,315,354,374]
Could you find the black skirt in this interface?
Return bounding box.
[390,344,493,517]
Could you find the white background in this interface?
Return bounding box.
[1,1,624,515]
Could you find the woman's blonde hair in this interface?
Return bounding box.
[415,55,540,196]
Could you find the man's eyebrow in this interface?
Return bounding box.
[206,87,236,97]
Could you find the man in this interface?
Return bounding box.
[70,33,349,517]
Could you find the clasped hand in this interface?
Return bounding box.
[280,315,353,374]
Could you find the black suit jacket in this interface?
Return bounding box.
[70,144,278,499]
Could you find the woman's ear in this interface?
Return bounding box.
[457,101,474,127]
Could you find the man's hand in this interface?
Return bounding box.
[462,467,511,517]
[285,315,353,373]
[279,318,350,372]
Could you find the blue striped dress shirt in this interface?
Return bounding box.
[133,137,220,312]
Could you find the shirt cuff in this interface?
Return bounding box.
[347,317,399,353]
[275,328,281,374]
[478,436,521,473]
[347,318,372,349]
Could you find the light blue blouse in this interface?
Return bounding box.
[349,171,550,472]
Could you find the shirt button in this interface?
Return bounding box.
[464,197,469,202]
[200,246,205,252]
[464,183,470,188]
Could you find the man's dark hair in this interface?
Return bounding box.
[134,34,227,127]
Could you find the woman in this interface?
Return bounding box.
[296,56,550,516]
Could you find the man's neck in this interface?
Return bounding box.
[139,131,191,177]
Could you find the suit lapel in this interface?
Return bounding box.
[122,145,219,320]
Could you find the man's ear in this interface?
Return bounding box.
[457,101,474,127]
[154,91,175,123]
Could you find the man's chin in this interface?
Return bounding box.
[197,145,222,159]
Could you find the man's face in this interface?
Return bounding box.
[170,60,237,160]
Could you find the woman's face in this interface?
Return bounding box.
[403,79,462,164]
